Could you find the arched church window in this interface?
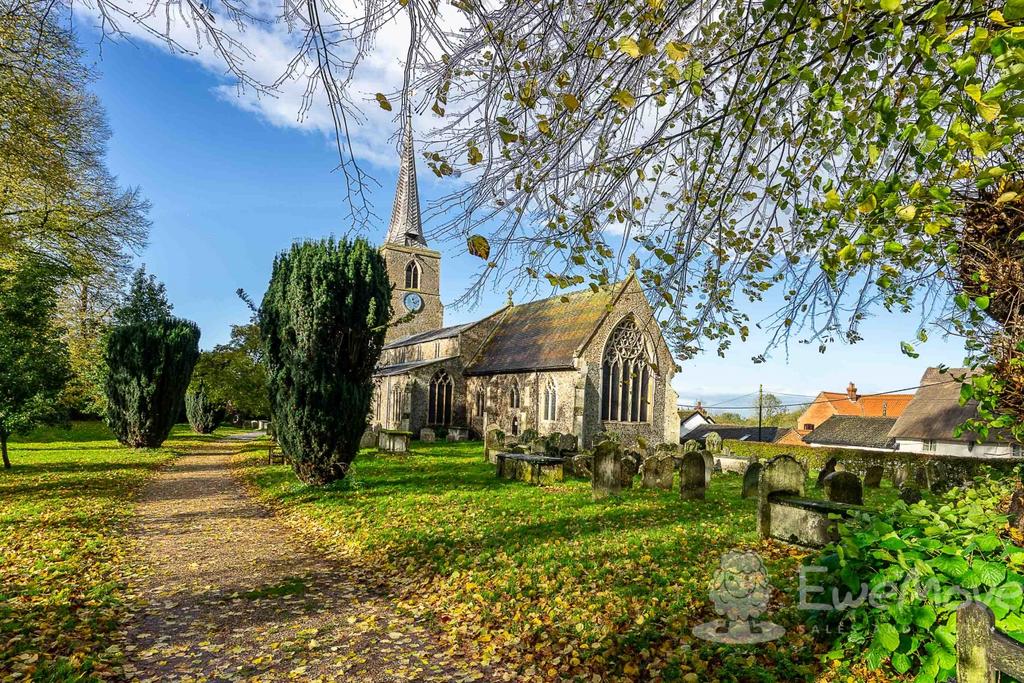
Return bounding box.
[428,370,454,425]
[405,261,420,290]
[475,390,485,418]
[601,318,652,423]
[509,382,521,409]
[543,379,557,421]
[511,415,520,437]
[389,384,404,427]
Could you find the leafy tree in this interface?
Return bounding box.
[259,238,390,485]
[104,271,199,448]
[191,322,270,420]
[1,5,148,276]
[185,381,223,434]
[0,264,71,468]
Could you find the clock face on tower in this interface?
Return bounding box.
[403,292,424,313]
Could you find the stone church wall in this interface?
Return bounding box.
[467,370,580,440]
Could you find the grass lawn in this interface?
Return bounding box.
[0,421,241,682]
[238,441,906,683]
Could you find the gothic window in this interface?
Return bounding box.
[405,260,420,290]
[428,370,454,425]
[509,382,521,409]
[511,415,520,437]
[543,379,557,421]
[388,384,404,427]
[475,390,485,418]
[600,318,652,423]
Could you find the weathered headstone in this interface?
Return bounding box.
[823,471,863,505]
[592,440,622,501]
[569,452,593,479]
[704,431,723,453]
[420,427,436,442]
[816,457,838,488]
[892,463,909,489]
[557,432,578,455]
[913,466,929,488]
[679,452,706,501]
[899,485,923,505]
[757,455,806,538]
[641,454,675,490]
[863,465,884,488]
[682,439,700,454]
[701,450,714,485]
[741,461,762,499]
[620,449,641,489]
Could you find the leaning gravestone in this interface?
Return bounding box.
[816,457,838,488]
[741,461,762,499]
[680,452,707,501]
[592,440,623,500]
[823,471,864,505]
[863,465,884,488]
[641,454,675,490]
[420,427,436,442]
[899,485,923,504]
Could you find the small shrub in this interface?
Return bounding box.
[186,382,223,434]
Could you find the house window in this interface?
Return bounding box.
[882,401,888,417]
[475,390,485,418]
[543,379,557,421]
[803,423,815,431]
[509,382,521,409]
[921,439,937,453]
[600,318,652,423]
[428,370,453,425]
[405,261,420,289]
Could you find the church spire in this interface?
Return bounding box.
[385,110,428,248]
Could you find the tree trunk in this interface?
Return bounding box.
[1,432,10,469]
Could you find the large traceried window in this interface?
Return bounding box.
[428,370,454,425]
[543,379,557,421]
[405,260,421,289]
[601,318,652,423]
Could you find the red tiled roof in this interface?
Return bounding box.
[817,391,915,418]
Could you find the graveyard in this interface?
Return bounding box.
[236,435,913,682]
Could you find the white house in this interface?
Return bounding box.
[889,367,1023,458]
[679,403,714,439]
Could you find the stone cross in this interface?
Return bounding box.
[679,451,706,501]
[640,454,675,490]
[592,440,623,501]
[741,461,762,499]
[863,465,884,488]
[823,471,863,505]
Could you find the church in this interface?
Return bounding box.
[371,117,681,448]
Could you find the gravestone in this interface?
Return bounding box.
[592,440,623,500]
[741,461,762,499]
[682,439,700,454]
[557,432,579,455]
[641,454,675,490]
[679,452,706,501]
[757,455,806,538]
[823,471,864,505]
[899,485,923,504]
[816,458,838,488]
[863,465,884,488]
[913,466,929,488]
[420,428,436,442]
[569,452,593,479]
[704,432,723,453]
[892,463,909,489]
[701,451,714,485]
[620,449,641,489]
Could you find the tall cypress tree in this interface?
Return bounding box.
[259,238,390,485]
[186,381,222,434]
[104,269,200,448]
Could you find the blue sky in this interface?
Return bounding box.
[77,23,969,411]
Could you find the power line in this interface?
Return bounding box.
[678,378,959,412]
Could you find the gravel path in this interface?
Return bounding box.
[122,434,494,682]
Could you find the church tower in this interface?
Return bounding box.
[381,112,444,344]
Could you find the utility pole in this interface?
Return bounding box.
[758,384,763,442]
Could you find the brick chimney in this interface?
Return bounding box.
[847,382,858,401]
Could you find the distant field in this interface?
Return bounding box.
[238,440,904,682]
[0,421,237,681]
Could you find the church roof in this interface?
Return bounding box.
[375,358,447,377]
[384,112,428,248]
[383,322,474,350]
[465,282,625,375]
